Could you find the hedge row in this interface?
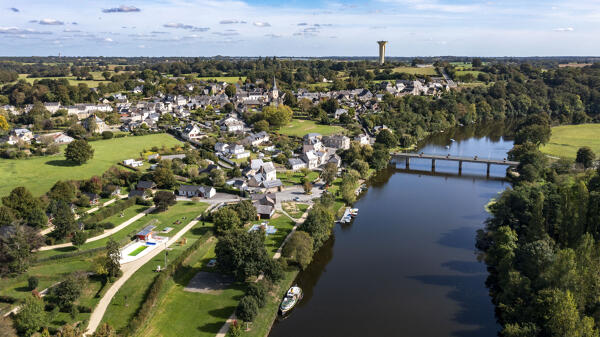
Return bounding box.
[83,198,137,226]
[36,246,107,263]
[119,231,211,336]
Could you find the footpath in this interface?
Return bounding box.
[85,213,203,335]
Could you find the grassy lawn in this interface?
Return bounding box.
[277,119,344,137]
[252,213,296,256]
[101,202,209,332]
[541,124,600,159]
[277,170,319,186]
[282,202,309,219]
[0,134,182,197]
[198,76,246,84]
[134,239,245,337]
[37,204,149,260]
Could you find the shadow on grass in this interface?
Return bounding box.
[209,306,237,320]
[45,160,79,167]
[197,322,228,333]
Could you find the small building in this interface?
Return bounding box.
[214,142,229,153]
[235,151,251,159]
[177,185,216,199]
[136,180,157,191]
[322,134,350,150]
[255,204,275,219]
[354,134,370,146]
[83,193,100,205]
[128,189,147,199]
[123,159,143,167]
[181,123,205,141]
[288,158,307,171]
[136,225,156,241]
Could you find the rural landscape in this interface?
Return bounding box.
[2,1,600,337]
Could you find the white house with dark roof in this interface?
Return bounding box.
[182,123,205,141]
[288,158,306,171]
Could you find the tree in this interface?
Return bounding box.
[472,58,483,67]
[302,204,334,251]
[28,276,39,290]
[213,207,242,235]
[254,120,269,132]
[236,296,258,322]
[215,230,270,280]
[0,225,44,275]
[340,169,360,204]
[65,139,94,165]
[225,85,237,98]
[576,147,595,168]
[71,231,87,248]
[52,202,77,240]
[52,271,87,309]
[92,323,116,337]
[321,162,337,186]
[232,200,257,222]
[14,297,47,337]
[282,231,314,269]
[246,281,268,308]
[210,169,226,186]
[0,114,9,131]
[153,191,176,212]
[263,105,293,127]
[102,131,114,139]
[514,124,551,146]
[370,148,390,171]
[351,159,370,178]
[48,181,77,203]
[105,239,121,278]
[152,167,176,189]
[375,129,397,148]
[0,206,14,226]
[303,180,312,194]
[2,187,47,227]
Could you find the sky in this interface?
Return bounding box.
[0,0,598,57]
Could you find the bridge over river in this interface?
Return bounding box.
[392,152,519,176]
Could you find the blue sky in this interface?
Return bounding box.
[0,0,598,57]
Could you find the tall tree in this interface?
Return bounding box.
[14,297,47,337]
[64,139,94,165]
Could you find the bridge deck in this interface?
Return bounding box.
[392,153,519,166]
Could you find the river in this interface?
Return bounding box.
[268,124,513,337]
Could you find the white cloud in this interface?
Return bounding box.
[163,23,209,31]
[0,27,52,34]
[220,20,247,24]
[253,21,271,27]
[103,37,113,42]
[102,5,141,13]
[553,27,574,32]
[39,18,64,25]
[265,33,282,38]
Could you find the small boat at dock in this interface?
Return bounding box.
[280,286,302,315]
[349,208,359,217]
[450,138,456,142]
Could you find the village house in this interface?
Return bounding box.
[123,159,143,167]
[354,134,370,145]
[288,158,307,171]
[181,123,205,141]
[6,128,33,145]
[241,131,270,147]
[177,185,216,199]
[322,134,350,150]
[252,193,277,219]
[302,151,319,169]
[136,180,157,191]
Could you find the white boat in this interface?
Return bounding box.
[349,208,359,217]
[280,286,302,315]
[450,138,456,142]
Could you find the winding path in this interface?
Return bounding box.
[38,206,156,251]
[85,213,203,335]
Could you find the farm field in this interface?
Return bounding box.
[541,124,600,159]
[197,76,246,83]
[0,134,182,197]
[392,66,438,75]
[13,73,111,88]
[277,119,344,137]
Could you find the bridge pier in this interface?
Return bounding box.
[458,161,463,175]
[486,163,491,177]
[431,159,436,172]
[405,158,410,169]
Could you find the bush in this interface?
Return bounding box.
[101,222,115,229]
[28,276,39,290]
[101,131,114,139]
[246,281,268,308]
[136,198,153,206]
[236,296,259,322]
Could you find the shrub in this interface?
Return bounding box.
[28,276,39,291]
[236,296,258,322]
[101,131,114,139]
[246,281,268,308]
[101,222,115,229]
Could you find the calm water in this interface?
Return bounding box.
[269,124,512,337]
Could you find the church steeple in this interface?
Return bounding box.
[271,77,279,101]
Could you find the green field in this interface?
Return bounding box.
[391,66,438,76]
[541,124,600,159]
[198,76,246,84]
[0,134,182,197]
[456,70,483,77]
[277,119,345,137]
[278,170,319,186]
[14,74,110,88]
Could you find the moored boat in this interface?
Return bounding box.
[349,208,359,217]
[280,286,302,315]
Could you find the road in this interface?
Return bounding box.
[85,213,204,335]
[38,207,156,252]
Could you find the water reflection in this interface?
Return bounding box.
[269,125,512,337]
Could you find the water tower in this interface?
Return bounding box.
[377,41,388,65]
